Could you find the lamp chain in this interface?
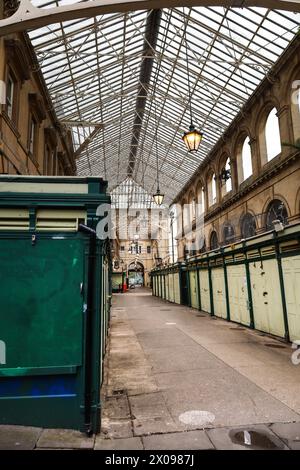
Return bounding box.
[184,15,193,126]
[154,99,160,190]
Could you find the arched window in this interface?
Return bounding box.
[192,198,196,221]
[241,213,256,239]
[208,173,217,207]
[197,185,205,215]
[291,84,300,142]
[210,231,218,250]
[221,157,232,197]
[265,199,288,231]
[223,223,235,244]
[265,108,281,161]
[241,137,253,181]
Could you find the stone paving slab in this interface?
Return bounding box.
[129,392,171,420]
[95,437,143,450]
[36,429,95,449]
[101,418,133,439]
[270,422,300,450]
[0,425,42,450]
[142,430,214,450]
[207,424,288,450]
[156,367,300,428]
[133,417,180,436]
[102,396,131,420]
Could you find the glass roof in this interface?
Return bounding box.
[28,2,300,206]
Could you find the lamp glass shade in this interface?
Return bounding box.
[182,124,203,152]
[153,191,164,205]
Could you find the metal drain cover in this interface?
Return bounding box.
[179,410,215,426]
[160,309,171,311]
[264,343,286,349]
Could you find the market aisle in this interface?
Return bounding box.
[98,287,300,450]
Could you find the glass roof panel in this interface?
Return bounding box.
[28,3,300,207]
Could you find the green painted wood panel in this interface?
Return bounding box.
[0,237,84,369]
[112,272,122,291]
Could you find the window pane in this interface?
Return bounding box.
[225,158,232,192]
[212,174,216,204]
[6,76,14,119]
[265,108,281,161]
[242,137,252,180]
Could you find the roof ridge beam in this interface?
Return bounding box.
[127,9,162,176]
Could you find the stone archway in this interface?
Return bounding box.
[128,261,145,287]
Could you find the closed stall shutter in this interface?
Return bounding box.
[211,267,227,319]
[282,255,300,342]
[165,274,169,300]
[174,272,181,304]
[227,264,250,326]
[189,270,198,309]
[250,259,285,338]
[169,273,174,302]
[199,269,210,313]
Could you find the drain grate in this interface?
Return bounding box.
[264,343,286,349]
[196,314,206,317]
[160,309,171,311]
[230,327,245,331]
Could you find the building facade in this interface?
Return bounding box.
[174,35,300,260]
[0,1,75,176]
[112,208,170,287]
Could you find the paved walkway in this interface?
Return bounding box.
[1,287,300,450]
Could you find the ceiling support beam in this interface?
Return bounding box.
[1,1,300,36]
[74,127,103,159]
[127,9,162,176]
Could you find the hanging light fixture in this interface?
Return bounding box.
[153,100,164,205]
[182,16,203,152]
[153,189,164,206]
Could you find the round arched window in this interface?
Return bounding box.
[210,231,218,250]
[223,223,235,244]
[265,199,288,231]
[241,213,256,239]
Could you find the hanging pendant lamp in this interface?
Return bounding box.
[182,17,203,152]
